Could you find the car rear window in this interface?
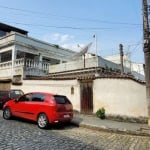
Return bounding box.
[54,95,71,104]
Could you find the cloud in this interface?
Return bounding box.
[61,43,79,51]
[42,33,85,51]
[42,33,92,53]
[60,34,70,43]
[43,33,74,43]
[62,43,91,52]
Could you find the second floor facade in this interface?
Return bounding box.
[0,25,76,82]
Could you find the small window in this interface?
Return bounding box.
[32,93,45,102]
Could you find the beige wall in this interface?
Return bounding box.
[12,80,81,112]
[12,78,147,118]
[0,82,11,90]
[93,78,147,118]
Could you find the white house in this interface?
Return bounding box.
[0,22,76,83]
[0,23,148,122]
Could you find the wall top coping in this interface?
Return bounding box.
[24,66,145,85]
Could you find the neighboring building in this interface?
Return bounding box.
[49,53,145,81]
[104,53,145,80]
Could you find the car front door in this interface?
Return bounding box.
[12,94,32,119]
[26,93,46,120]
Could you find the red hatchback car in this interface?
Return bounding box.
[3,92,73,129]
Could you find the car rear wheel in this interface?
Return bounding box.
[37,113,49,129]
[3,107,12,120]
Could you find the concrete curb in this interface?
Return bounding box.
[71,120,150,137]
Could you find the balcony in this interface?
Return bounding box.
[0,58,50,79]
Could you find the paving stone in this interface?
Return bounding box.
[0,111,150,150]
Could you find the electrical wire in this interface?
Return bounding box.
[0,5,142,26]
[0,19,142,31]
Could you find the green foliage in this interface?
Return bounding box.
[96,107,105,119]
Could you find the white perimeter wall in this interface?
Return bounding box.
[12,80,81,112]
[12,78,148,118]
[93,78,147,118]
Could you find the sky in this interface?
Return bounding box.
[0,0,144,63]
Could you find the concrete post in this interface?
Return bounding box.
[144,50,150,126]
[11,46,16,78]
[143,0,150,126]
[39,53,42,70]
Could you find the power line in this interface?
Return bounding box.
[0,5,142,26]
[0,20,115,30]
[1,20,142,31]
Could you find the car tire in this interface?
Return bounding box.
[3,107,12,120]
[37,113,49,129]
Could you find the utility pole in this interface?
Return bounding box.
[143,0,150,126]
[119,44,124,74]
[93,34,99,76]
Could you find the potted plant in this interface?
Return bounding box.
[96,107,105,119]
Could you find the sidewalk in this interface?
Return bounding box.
[71,113,150,137]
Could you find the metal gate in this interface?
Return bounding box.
[80,80,93,114]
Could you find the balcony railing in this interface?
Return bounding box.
[0,58,50,77]
[0,58,49,70]
[0,61,12,69]
[24,59,49,70]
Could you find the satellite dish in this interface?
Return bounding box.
[65,42,92,61]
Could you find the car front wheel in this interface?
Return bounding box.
[3,107,12,120]
[37,113,49,129]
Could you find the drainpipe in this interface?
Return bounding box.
[119,44,124,74]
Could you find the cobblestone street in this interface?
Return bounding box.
[0,112,150,150]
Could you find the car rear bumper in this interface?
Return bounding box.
[50,112,73,123]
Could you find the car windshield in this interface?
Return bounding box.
[10,90,24,98]
[54,95,71,104]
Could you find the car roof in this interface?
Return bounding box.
[24,92,54,96]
